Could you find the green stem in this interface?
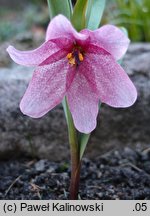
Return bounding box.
[62,98,80,199]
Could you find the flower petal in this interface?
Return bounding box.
[20,52,75,118]
[6,41,59,66]
[82,25,130,60]
[46,14,89,45]
[67,72,99,134]
[83,44,137,108]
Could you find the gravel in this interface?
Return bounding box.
[0,147,150,200]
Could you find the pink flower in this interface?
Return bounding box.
[7,15,137,133]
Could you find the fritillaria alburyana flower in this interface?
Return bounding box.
[7,15,137,133]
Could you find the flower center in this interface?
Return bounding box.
[66,48,84,67]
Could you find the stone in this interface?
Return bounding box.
[0,43,150,161]
[34,160,46,172]
[0,43,12,67]
[87,43,150,158]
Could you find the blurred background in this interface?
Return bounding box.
[0,0,150,44]
[0,0,150,200]
[0,0,149,161]
[0,0,149,160]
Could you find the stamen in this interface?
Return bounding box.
[66,48,84,66]
[78,52,84,62]
[67,53,72,59]
[69,57,76,65]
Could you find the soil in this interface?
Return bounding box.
[0,146,150,200]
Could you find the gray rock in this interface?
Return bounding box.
[34,160,47,172]
[87,43,150,158]
[0,43,12,67]
[0,43,150,161]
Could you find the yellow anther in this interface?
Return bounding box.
[67,50,84,66]
[78,52,84,61]
[68,57,76,65]
[67,53,72,59]
[67,53,76,66]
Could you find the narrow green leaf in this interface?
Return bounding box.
[47,0,72,20]
[86,0,106,30]
[79,133,91,160]
[68,0,73,13]
[85,0,93,26]
[118,27,129,65]
[62,97,78,150]
[71,0,88,31]
[62,97,70,126]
